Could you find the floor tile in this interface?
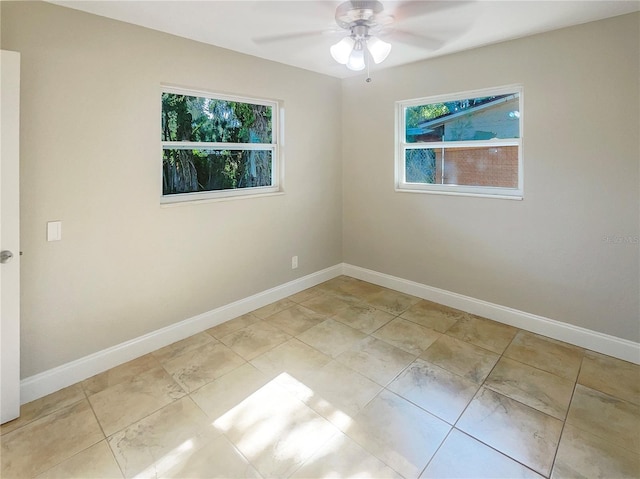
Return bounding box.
[288,287,323,304]
[364,289,421,315]
[373,317,441,355]
[35,440,123,479]
[219,320,291,360]
[551,424,640,479]
[421,429,544,478]
[314,278,365,305]
[504,331,583,381]
[88,366,186,436]
[252,298,297,319]
[578,350,640,405]
[388,358,479,424]
[484,357,574,419]
[340,279,388,298]
[300,293,353,316]
[297,318,368,358]
[263,304,327,336]
[0,384,85,436]
[420,335,499,384]
[303,360,382,426]
[82,354,161,395]
[566,384,639,453]
[206,313,261,339]
[1,400,104,478]
[400,300,466,333]
[250,338,332,384]
[446,315,517,354]
[161,434,262,479]
[291,432,402,479]
[313,276,355,293]
[314,275,362,294]
[190,362,271,421]
[336,336,416,386]
[213,382,338,478]
[151,332,217,364]
[161,341,246,393]
[332,303,395,334]
[345,390,451,479]
[108,397,214,479]
[457,387,563,476]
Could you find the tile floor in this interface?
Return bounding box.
[1,276,639,478]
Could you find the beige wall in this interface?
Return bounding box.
[343,13,639,342]
[1,2,343,377]
[2,3,638,378]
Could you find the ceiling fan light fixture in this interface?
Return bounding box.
[366,36,392,64]
[346,42,366,71]
[330,36,355,64]
[330,1,394,72]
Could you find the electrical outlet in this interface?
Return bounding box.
[292,256,298,269]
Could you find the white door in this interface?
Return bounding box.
[1,50,21,424]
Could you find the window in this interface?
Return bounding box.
[161,86,281,203]
[396,85,523,199]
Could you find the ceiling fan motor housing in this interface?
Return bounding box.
[335,0,387,30]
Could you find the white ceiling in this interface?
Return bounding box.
[50,0,639,78]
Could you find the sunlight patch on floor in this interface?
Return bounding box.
[212,372,353,475]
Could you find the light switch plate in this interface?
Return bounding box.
[47,221,62,241]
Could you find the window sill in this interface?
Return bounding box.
[395,187,523,200]
[161,190,284,207]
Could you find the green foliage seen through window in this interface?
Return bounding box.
[162,93,274,195]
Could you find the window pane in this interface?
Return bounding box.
[406,93,520,143]
[405,149,436,183]
[163,149,273,195]
[405,146,518,188]
[162,93,272,143]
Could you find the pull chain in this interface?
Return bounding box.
[365,45,372,83]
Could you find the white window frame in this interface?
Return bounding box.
[395,85,523,200]
[161,85,283,204]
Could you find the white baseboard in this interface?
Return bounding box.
[343,263,640,365]
[21,262,639,405]
[20,265,343,404]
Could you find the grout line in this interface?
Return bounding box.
[417,426,456,477]
[451,428,548,478]
[0,385,88,438]
[16,399,108,479]
[445,335,550,474]
[546,351,588,476]
[217,431,264,478]
[84,389,128,479]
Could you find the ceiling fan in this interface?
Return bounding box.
[330,0,394,71]
[253,1,471,73]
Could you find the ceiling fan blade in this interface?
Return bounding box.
[252,30,335,45]
[389,29,444,51]
[392,0,473,22]
[251,1,338,19]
